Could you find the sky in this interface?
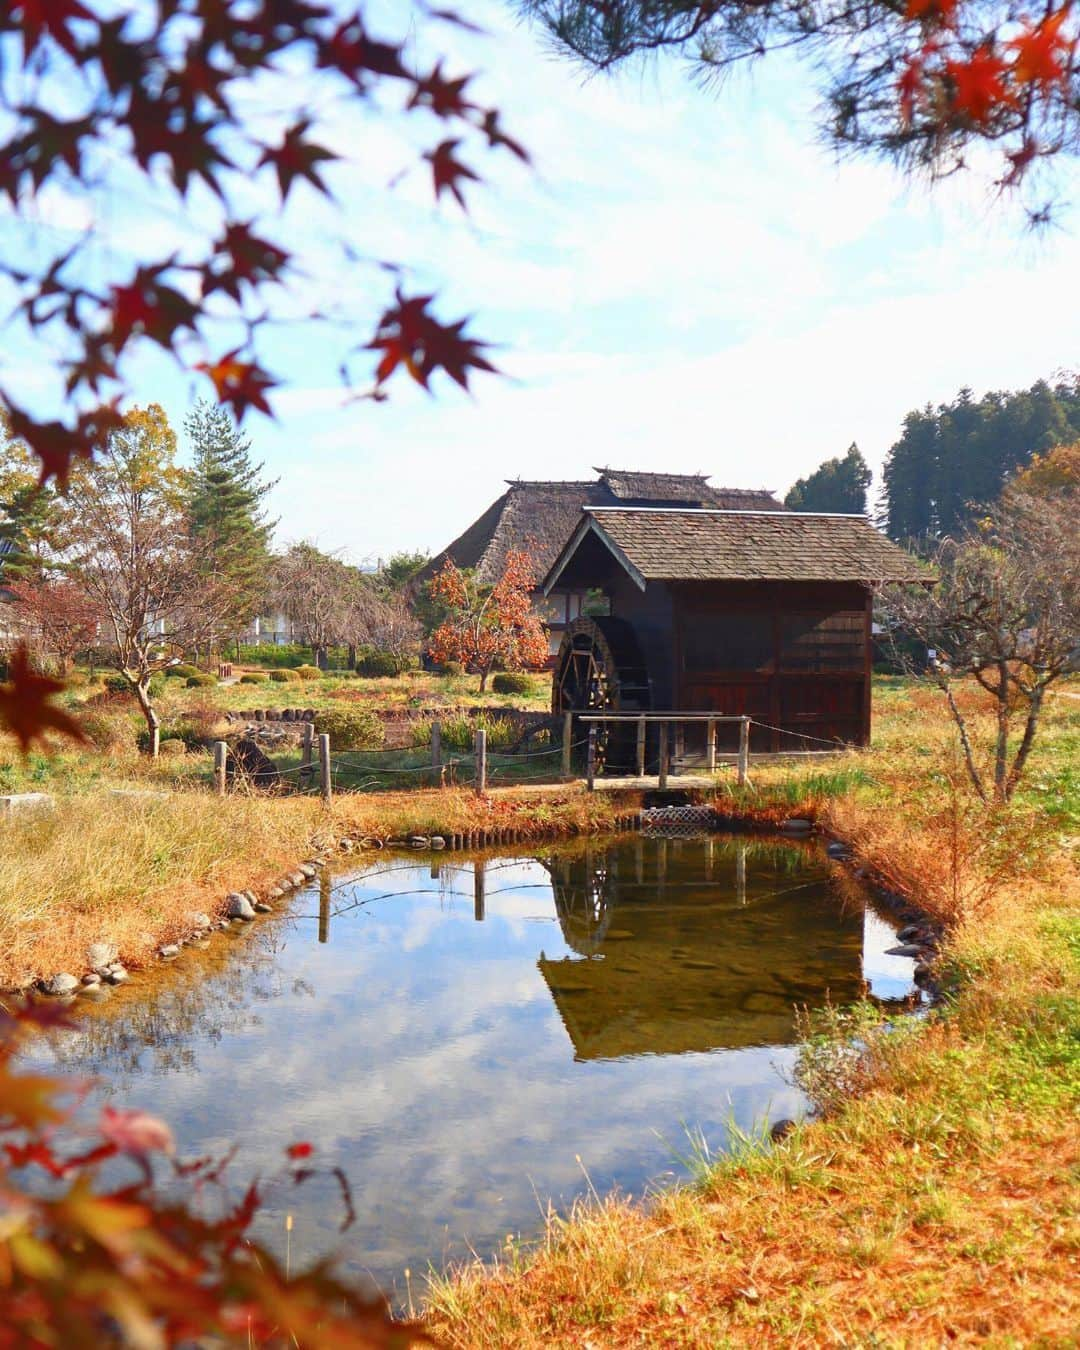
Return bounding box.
[4,1,1080,565]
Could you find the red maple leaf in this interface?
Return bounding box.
[0,645,89,753]
[947,47,1012,123]
[5,402,121,487]
[318,18,408,83]
[109,266,199,353]
[409,62,474,117]
[258,120,337,201]
[367,291,496,391]
[286,1142,314,1159]
[12,0,92,60]
[1009,8,1075,89]
[208,222,290,301]
[905,0,959,21]
[425,139,480,208]
[196,350,277,419]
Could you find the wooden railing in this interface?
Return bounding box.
[576,712,751,790]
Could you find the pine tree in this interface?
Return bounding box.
[185,400,276,649]
[785,443,871,514]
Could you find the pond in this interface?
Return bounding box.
[41,833,918,1294]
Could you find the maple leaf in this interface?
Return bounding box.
[0,646,88,753]
[905,0,959,21]
[196,350,278,419]
[258,120,337,201]
[1009,8,1075,89]
[426,138,480,207]
[5,402,121,488]
[108,265,199,353]
[318,17,408,83]
[479,110,530,162]
[368,292,496,392]
[409,61,475,117]
[946,47,1012,123]
[286,1142,314,1159]
[12,0,92,60]
[207,222,290,301]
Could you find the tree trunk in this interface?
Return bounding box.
[478,665,489,693]
[347,643,357,669]
[1005,686,1045,800]
[992,663,1010,802]
[941,682,988,804]
[134,678,161,757]
[315,644,328,670]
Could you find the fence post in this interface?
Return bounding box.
[706,718,716,774]
[475,728,487,796]
[318,733,332,805]
[658,721,669,790]
[300,722,313,786]
[561,711,573,779]
[738,716,750,787]
[636,716,646,778]
[431,720,443,786]
[214,740,228,797]
[586,724,597,791]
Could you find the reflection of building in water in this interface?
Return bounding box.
[537,837,867,1061]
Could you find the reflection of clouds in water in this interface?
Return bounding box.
[44,843,904,1286]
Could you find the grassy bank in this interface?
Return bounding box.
[425,679,1080,1345]
[0,783,629,988]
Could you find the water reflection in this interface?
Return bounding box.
[34,835,914,1289]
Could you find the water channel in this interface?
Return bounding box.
[41,834,918,1293]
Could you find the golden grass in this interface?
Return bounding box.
[0,783,629,987]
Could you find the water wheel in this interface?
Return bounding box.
[552,616,651,773]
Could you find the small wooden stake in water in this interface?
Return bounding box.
[586,724,597,791]
[636,716,646,778]
[738,716,750,787]
[214,740,227,797]
[473,860,485,922]
[318,872,330,944]
[475,727,487,795]
[561,711,573,779]
[318,733,332,804]
[706,718,717,774]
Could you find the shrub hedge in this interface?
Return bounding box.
[312,707,385,750]
[295,665,323,681]
[492,672,533,695]
[239,672,268,685]
[185,673,217,688]
[269,668,301,683]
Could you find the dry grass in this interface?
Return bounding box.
[0,783,629,987]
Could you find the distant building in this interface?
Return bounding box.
[419,468,785,658]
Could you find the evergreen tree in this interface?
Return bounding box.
[785,443,871,514]
[185,400,276,646]
[882,375,1080,541]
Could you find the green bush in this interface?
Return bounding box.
[491,672,533,696]
[295,665,323,681]
[268,668,301,683]
[136,728,187,754]
[158,738,187,758]
[185,672,217,688]
[239,672,268,685]
[77,711,128,751]
[440,661,464,678]
[164,663,200,680]
[439,711,516,751]
[102,672,164,697]
[236,643,311,669]
[312,707,385,750]
[355,648,413,678]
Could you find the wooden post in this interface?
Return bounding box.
[738,716,750,787]
[318,872,331,944]
[300,722,313,786]
[586,724,597,791]
[736,841,747,906]
[475,728,487,796]
[706,718,716,773]
[318,733,332,804]
[431,720,442,786]
[561,712,573,779]
[674,720,685,768]
[658,721,669,789]
[636,716,646,778]
[473,860,486,921]
[214,740,228,797]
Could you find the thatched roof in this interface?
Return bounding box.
[419,471,785,586]
[544,508,932,591]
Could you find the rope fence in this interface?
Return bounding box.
[211,713,858,800]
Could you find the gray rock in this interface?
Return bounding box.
[104,967,128,985]
[913,962,933,984]
[780,818,813,833]
[289,870,306,887]
[826,840,850,859]
[225,892,255,920]
[886,942,923,958]
[44,972,79,996]
[82,972,101,986]
[409,836,429,849]
[266,887,284,901]
[158,944,180,959]
[254,902,273,914]
[770,1118,797,1142]
[243,890,259,906]
[430,836,446,850]
[188,913,212,931]
[897,924,921,941]
[339,838,354,853]
[298,863,317,879]
[87,941,118,969]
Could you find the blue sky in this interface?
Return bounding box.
[4,1,1079,563]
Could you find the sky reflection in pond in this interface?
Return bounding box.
[43,835,915,1291]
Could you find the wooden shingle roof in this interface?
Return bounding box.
[544,508,931,590]
[419,473,786,586]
